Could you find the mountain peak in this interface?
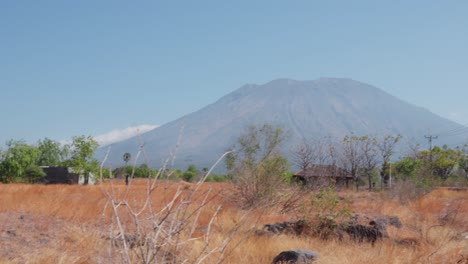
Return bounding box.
[99,78,464,171]
[256,78,375,91]
[264,78,300,86]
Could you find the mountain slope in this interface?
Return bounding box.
[99,78,465,170]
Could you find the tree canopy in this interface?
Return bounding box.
[0,140,41,183]
[0,136,99,184]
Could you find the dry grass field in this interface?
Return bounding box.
[0,180,467,264]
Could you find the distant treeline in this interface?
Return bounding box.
[1,129,467,187]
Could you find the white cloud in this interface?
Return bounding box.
[93,124,159,147]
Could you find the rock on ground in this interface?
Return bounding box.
[272,249,319,264]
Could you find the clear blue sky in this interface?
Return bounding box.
[1,1,467,146]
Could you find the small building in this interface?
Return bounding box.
[41,166,95,185]
[41,166,79,184]
[293,164,353,189]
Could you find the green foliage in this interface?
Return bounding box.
[87,159,100,176]
[204,174,227,182]
[226,124,289,207]
[135,163,150,178]
[393,144,464,183]
[187,164,197,173]
[306,187,351,239]
[116,165,132,176]
[390,144,468,196]
[170,169,183,180]
[432,146,461,179]
[0,140,41,183]
[394,157,421,179]
[159,169,181,181]
[281,171,294,183]
[24,164,46,183]
[100,167,113,179]
[0,136,100,184]
[182,171,195,182]
[181,164,198,182]
[36,138,64,166]
[310,187,351,221]
[124,165,134,175]
[419,145,461,179]
[114,164,158,178]
[64,135,99,184]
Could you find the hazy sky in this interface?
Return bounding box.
[1,1,467,146]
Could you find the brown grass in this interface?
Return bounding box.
[0,181,467,263]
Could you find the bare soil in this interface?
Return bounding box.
[0,212,98,263]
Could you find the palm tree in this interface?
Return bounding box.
[123,152,131,165]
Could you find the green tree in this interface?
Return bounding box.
[36,138,63,166]
[226,124,289,207]
[24,164,46,183]
[172,169,183,180]
[394,145,462,181]
[182,164,198,182]
[308,187,351,240]
[0,140,41,183]
[135,163,150,178]
[394,157,421,179]
[205,173,227,182]
[419,145,461,179]
[64,135,99,185]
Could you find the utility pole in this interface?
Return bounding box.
[389,163,392,188]
[425,134,438,168]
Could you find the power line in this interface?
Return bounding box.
[443,127,468,137]
[436,122,468,137]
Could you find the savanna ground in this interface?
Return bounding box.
[0,180,467,264]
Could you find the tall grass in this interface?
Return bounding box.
[0,183,466,263]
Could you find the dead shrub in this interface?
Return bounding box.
[99,146,247,264]
[386,179,433,203]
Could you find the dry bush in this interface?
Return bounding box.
[98,148,250,264]
[246,187,467,263]
[386,179,433,204]
[276,185,308,214]
[0,173,467,263]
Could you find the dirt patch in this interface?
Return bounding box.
[0,212,100,263]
